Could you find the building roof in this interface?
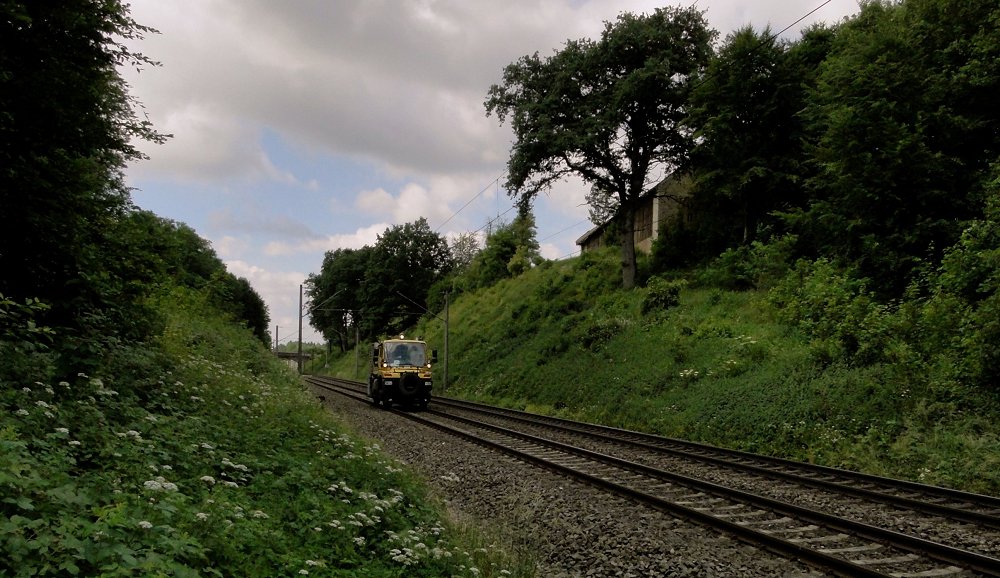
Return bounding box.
[575,223,605,246]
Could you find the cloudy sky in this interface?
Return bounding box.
[121,0,860,345]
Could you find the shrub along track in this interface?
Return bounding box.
[306,375,1000,578]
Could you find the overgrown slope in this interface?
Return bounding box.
[324,248,1000,495]
[1,289,528,577]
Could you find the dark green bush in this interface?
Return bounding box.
[768,259,898,365]
[695,235,798,290]
[641,277,686,315]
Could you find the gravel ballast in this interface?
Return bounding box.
[311,386,829,578]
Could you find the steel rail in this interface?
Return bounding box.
[306,376,1000,577]
[422,406,1000,577]
[432,393,1000,514]
[430,395,1000,529]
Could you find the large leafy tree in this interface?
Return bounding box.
[800,0,1000,293]
[119,210,270,345]
[208,274,270,346]
[485,6,715,289]
[685,26,810,252]
[306,246,372,352]
[358,218,453,339]
[449,232,481,272]
[0,1,166,355]
[465,207,542,289]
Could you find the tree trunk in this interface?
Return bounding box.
[620,207,637,289]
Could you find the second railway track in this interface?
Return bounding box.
[306,375,1000,578]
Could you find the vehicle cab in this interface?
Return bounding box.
[368,336,436,409]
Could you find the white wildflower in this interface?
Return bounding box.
[200,476,216,485]
[138,521,153,529]
[55,427,69,434]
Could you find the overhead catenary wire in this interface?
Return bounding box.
[433,175,502,232]
[539,219,591,243]
[687,0,836,94]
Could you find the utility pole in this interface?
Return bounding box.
[354,320,360,378]
[443,292,449,392]
[274,325,279,353]
[394,290,448,392]
[297,284,304,375]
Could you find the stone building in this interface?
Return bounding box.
[575,174,692,254]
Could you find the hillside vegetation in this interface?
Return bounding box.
[1,289,530,577]
[321,243,1000,496]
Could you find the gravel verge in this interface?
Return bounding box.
[310,385,829,578]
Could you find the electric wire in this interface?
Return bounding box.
[433,175,501,232]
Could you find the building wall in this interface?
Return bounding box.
[577,174,693,256]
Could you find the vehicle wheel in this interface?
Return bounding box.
[399,373,420,397]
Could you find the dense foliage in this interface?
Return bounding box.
[460,208,542,291]
[0,1,269,372]
[795,0,1000,294]
[683,25,822,255]
[1,0,167,366]
[2,289,526,577]
[664,0,1000,296]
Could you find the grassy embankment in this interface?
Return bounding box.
[2,288,533,577]
[319,248,1000,495]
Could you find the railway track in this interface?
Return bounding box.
[306,375,1000,578]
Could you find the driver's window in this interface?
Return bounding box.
[389,344,410,366]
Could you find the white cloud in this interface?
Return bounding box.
[356,188,395,214]
[127,0,859,184]
[213,235,250,260]
[263,223,389,257]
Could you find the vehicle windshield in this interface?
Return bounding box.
[386,342,425,366]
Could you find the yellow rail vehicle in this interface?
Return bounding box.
[368,337,436,409]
